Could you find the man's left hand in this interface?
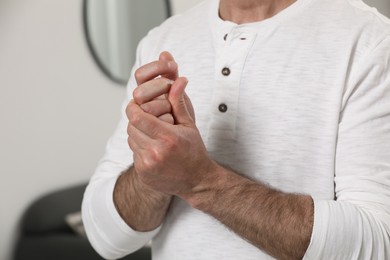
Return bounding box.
[127,77,216,197]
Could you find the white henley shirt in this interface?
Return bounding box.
[82,0,390,259]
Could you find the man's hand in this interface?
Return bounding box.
[127,77,215,197]
[113,52,184,232]
[127,51,202,197]
[132,51,195,124]
[113,51,201,232]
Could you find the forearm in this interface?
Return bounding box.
[184,164,314,260]
[114,166,172,232]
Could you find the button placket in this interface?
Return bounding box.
[207,28,257,142]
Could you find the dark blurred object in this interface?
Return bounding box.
[13,183,151,260]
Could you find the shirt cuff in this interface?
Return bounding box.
[302,199,328,260]
[82,176,161,259]
[302,199,364,259]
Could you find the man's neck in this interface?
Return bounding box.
[219,0,297,24]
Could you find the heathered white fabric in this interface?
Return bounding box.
[82,0,390,259]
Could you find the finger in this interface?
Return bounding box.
[128,127,153,175]
[155,93,169,100]
[133,77,173,104]
[127,123,149,152]
[128,101,171,139]
[184,92,196,123]
[140,99,172,117]
[158,113,174,124]
[135,59,178,86]
[159,51,179,80]
[168,77,194,126]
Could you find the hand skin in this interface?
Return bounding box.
[114,52,180,231]
[114,52,196,232]
[116,52,314,259]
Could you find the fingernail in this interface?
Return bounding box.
[166,79,174,85]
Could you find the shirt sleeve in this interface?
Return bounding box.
[81,37,162,260]
[304,36,390,259]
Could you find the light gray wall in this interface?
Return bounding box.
[0,1,125,259]
[171,0,204,14]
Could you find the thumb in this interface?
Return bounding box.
[159,51,178,81]
[168,77,194,126]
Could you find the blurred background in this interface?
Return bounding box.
[0,0,389,259]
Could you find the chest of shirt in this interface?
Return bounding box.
[177,28,352,142]
[150,24,357,195]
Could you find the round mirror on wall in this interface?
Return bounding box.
[83,0,172,85]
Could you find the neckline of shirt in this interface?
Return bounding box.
[209,0,314,33]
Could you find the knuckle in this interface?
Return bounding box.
[141,155,156,172]
[164,135,179,150]
[150,147,164,162]
[134,67,143,81]
[129,112,141,125]
[127,136,133,148]
[127,124,137,139]
[132,88,143,103]
[127,124,132,135]
[126,103,141,125]
[125,103,132,117]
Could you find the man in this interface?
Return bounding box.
[82,0,390,259]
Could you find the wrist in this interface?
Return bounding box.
[114,166,172,231]
[181,162,239,210]
[131,167,173,203]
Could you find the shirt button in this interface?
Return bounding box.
[218,103,228,113]
[224,33,228,41]
[221,67,231,76]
